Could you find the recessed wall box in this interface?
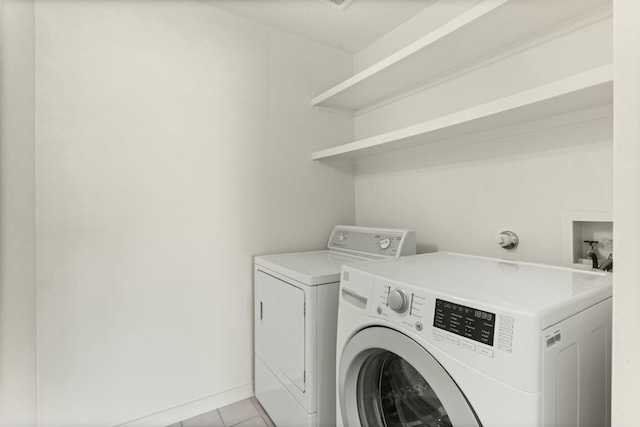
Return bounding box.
[562,211,613,270]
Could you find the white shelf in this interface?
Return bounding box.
[311,65,613,160]
[311,0,610,113]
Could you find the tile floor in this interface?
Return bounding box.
[167,397,275,427]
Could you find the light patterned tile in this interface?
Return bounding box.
[219,399,259,427]
[182,409,225,427]
[250,397,266,415]
[234,416,268,427]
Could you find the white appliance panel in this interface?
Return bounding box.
[328,227,414,258]
[368,275,541,393]
[255,357,315,427]
[336,252,612,427]
[353,252,611,327]
[255,251,367,286]
[541,298,612,427]
[255,270,306,392]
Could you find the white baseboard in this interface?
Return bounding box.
[116,383,254,427]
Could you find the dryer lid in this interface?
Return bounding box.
[255,250,366,286]
[254,226,416,286]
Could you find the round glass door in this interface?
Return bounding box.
[339,327,480,427]
[358,350,452,427]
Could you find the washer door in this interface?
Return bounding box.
[339,327,481,427]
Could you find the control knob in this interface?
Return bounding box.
[387,289,409,313]
[379,238,391,250]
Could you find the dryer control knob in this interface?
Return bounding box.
[379,238,391,250]
[388,289,409,313]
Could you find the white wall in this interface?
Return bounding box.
[0,0,38,425]
[355,119,612,264]
[353,10,613,266]
[612,0,640,423]
[34,1,353,426]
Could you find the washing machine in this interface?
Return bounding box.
[254,225,416,427]
[336,252,612,427]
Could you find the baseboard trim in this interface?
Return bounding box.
[116,383,254,427]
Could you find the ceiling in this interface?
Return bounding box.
[199,0,436,53]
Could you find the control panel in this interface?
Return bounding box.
[341,264,542,393]
[371,279,518,362]
[328,226,416,258]
[434,299,495,346]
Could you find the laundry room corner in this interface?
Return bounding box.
[3,0,640,425]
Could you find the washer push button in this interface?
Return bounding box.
[432,330,445,341]
[461,340,476,351]
[477,347,494,358]
[445,334,460,345]
[498,345,513,353]
[497,330,513,353]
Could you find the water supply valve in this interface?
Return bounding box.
[584,240,599,250]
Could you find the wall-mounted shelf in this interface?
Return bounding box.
[311,0,610,113]
[311,65,612,161]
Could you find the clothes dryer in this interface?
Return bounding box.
[254,226,416,427]
[336,252,612,427]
